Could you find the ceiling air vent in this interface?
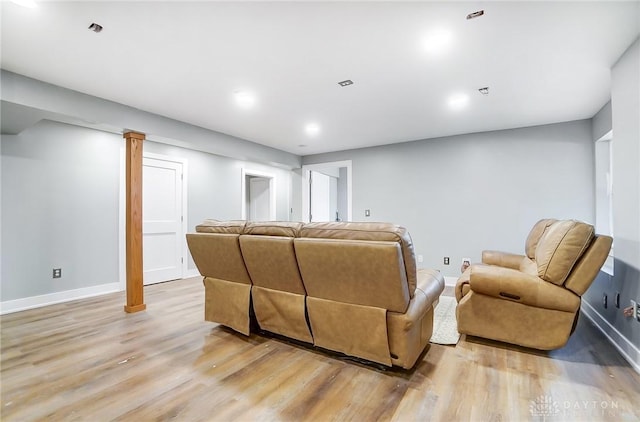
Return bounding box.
[338,80,354,87]
[88,23,103,33]
[478,87,490,95]
[466,10,484,20]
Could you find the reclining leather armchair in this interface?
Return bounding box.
[455,219,612,350]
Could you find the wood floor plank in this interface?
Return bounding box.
[1,277,639,421]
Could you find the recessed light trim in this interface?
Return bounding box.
[422,28,453,55]
[466,10,485,20]
[10,0,37,8]
[305,123,320,137]
[338,80,354,87]
[447,93,470,111]
[88,23,103,33]
[233,90,256,109]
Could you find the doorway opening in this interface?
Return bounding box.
[302,160,352,223]
[241,168,276,221]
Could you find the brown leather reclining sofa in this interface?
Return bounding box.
[187,220,445,369]
[455,219,613,350]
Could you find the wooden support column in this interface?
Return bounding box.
[123,131,146,313]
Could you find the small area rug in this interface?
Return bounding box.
[430,296,460,345]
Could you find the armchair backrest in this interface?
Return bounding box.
[564,235,613,296]
[535,220,595,286]
[525,218,558,259]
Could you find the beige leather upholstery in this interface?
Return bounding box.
[456,219,612,350]
[187,220,444,369]
[294,238,410,313]
[300,222,418,297]
[239,222,312,343]
[535,220,594,285]
[186,230,252,335]
[525,218,558,259]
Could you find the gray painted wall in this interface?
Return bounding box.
[337,167,348,221]
[592,101,612,141]
[583,38,640,352]
[1,120,294,301]
[1,121,122,300]
[304,120,595,277]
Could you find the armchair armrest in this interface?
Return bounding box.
[482,250,525,269]
[469,265,580,312]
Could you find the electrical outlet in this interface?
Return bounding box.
[53,268,62,279]
[603,293,608,309]
[364,209,371,217]
[444,257,450,265]
[615,292,620,308]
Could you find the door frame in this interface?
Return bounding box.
[241,168,276,220]
[119,150,189,291]
[302,160,352,223]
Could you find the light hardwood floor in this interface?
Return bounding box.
[1,277,639,421]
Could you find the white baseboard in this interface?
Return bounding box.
[0,282,121,315]
[444,276,458,287]
[581,300,640,374]
[184,269,201,278]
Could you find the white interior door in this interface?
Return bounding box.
[249,177,271,221]
[143,157,183,285]
[310,171,331,222]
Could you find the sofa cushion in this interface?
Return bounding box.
[196,219,246,234]
[300,222,417,296]
[525,218,558,259]
[535,220,594,285]
[244,221,303,237]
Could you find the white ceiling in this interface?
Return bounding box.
[1,1,639,155]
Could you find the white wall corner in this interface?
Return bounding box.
[580,300,640,374]
[0,283,121,315]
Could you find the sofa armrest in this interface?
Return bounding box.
[469,265,580,312]
[481,250,525,269]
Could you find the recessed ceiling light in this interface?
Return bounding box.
[422,28,453,55]
[233,90,256,109]
[305,123,320,137]
[447,93,470,111]
[338,80,354,87]
[88,23,103,33]
[10,0,37,8]
[478,87,489,95]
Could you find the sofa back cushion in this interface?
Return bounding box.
[239,235,306,294]
[299,222,417,297]
[244,221,303,237]
[525,218,558,259]
[535,220,595,285]
[186,233,252,284]
[196,219,246,234]
[294,238,410,313]
[563,235,613,296]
